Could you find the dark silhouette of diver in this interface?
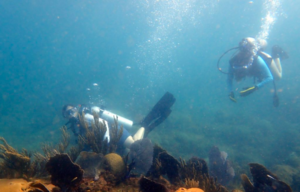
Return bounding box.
[217,37,288,106]
[62,92,176,150]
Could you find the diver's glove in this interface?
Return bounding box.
[240,86,257,97]
[229,92,237,103]
[272,45,289,60]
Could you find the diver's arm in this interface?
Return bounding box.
[256,56,273,88]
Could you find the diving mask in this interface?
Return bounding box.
[63,107,79,119]
[239,38,256,53]
[236,37,260,69]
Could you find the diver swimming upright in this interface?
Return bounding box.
[62,92,176,151]
[218,37,288,106]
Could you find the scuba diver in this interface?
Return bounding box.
[62,92,176,151]
[217,37,288,106]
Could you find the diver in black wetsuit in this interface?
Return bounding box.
[218,37,288,106]
[62,92,176,151]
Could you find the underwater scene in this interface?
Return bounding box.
[1,0,300,191]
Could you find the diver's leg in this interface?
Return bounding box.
[274,58,282,77]
[269,58,282,80]
[133,127,145,141]
[123,127,145,149]
[124,136,134,149]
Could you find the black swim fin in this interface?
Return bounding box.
[141,92,176,137]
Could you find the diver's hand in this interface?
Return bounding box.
[272,45,289,60]
[229,92,237,103]
[240,86,257,97]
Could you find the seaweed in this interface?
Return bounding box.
[77,112,123,155]
[46,153,83,192]
[146,144,166,179]
[79,112,108,154]
[67,135,85,162]
[130,138,154,173]
[108,116,123,153]
[178,156,228,192]
[159,151,181,184]
[0,137,31,178]
[58,126,70,153]
[28,126,71,178]
[199,176,229,192]
[146,144,180,184]
[209,146,235,186]
[185,178,200,188]
[179,157,208,181]
[241,163,292,192]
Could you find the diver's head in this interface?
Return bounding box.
[256,38,267,51]
[239,37,257,53]
[62,104,79,119]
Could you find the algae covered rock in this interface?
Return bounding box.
[75,151,103,180]
[46,153,83,192]
[101,153,126,183]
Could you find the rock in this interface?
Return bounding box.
[75,151,103,180]
[46,153,83,191]
[101,153,126,183]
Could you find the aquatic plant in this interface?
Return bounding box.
[179,157,208,181]
[146,144,181,184]
[208,146,235,186]
[199,176,229,192]
[108,116,124,153]
[146,145,229,192]
[130,138,154,173]
[241,163,292,192]
[46,153,83,192]
[0,137,31,178]
[67,135,85,162]
[29,126,71,178]
[176,187,204,192]
[58,126,70,153]
[29,152,50,178]
[178,156,229,192]
[78,112,123,155]
[185,178,200,188]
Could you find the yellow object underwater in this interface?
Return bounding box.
[240,86,257,97]
[176,187,205,192]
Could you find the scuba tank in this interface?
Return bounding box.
[91,106,133,130]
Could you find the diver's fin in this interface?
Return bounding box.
[141,92,176,137]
